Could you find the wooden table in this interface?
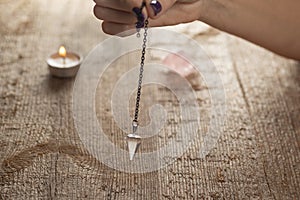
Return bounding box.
[1,0,299,199]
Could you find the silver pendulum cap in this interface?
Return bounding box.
[127,121,141,160]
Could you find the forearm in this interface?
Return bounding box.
[200,0,300,60]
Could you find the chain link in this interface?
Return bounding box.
[133,19,148,124]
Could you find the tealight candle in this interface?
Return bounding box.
[47,46,82,78]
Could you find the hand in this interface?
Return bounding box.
[93,0,203,35]
[94,0,300,59]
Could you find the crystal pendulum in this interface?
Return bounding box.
[127,121,142,161]
[127,3,149,160]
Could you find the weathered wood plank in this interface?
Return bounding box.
[0,0,299,199]
[226,36,300,199]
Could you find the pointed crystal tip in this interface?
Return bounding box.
[127,134,141,160]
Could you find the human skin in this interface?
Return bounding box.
[93,0,300,60]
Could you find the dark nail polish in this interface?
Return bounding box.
[136,21,144,29]
[133,8,144,21]
[150,0,162,16]
[133,6,145,29]
[137,14,144,22]
[132,7,141,16]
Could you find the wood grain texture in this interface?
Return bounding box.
[0,0,299,199]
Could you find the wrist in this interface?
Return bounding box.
[197,0,232,30]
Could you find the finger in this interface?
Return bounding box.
[94,6,137,24]
[94,0,132,12]
[102,21,136,36]
[146,0,176,19]
[148,2,202,27]
[94,0,146,13]
[94,0,149,28]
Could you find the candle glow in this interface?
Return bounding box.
[59,46,67,58]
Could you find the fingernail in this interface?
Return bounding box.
[132,7,145,29]
[138,14,145,23]
[150,0,162,16]
[133,7,145,20]
[136,21,144,29]
[132,7,141,16]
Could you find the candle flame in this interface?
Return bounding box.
[58,46,67,58]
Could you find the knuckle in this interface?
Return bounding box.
[101,22,113,35]
[93,6,100,18]
[94,6,106,20]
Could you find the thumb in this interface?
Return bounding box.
[145,0,176,19]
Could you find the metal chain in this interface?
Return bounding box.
[133,19,148,125]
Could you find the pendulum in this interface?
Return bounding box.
[127,121,142,161]
[127,19,148,161]
[127,2,149,160]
